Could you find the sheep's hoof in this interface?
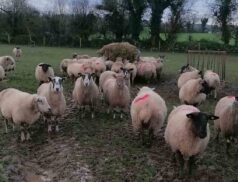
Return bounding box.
[55,125,59,132]
[21,132,26,142]
[26,132,31,141]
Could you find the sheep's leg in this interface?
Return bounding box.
[176,150,185,177]
[55,117,60,132]
[26,124,31,141]
[20,123,26,142]
[4,118,8,133]
[81,106,85,118]
[91,106,95,119]
[120,108,123,119]
[113,108,116,119]
[214,89,217,99]
[47,118,52,133]
[226,137,232,156]
[188,155,196,175]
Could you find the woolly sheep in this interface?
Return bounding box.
[0,56,15,72]
[67,62,93,81]
[204,70,220,99]
[12,47,22,60]
[37,76,66,133]
[179,64,198,74]
[130,87,167,139]
[103,74,130,119]
[179,78,208,106]
[35,63,54,84]
[60,58,73,74]
[99,71,116,92]
[72,72,99,119]
[0,66,6,81]
[164,105,218,175]
[125,62,137,85]
[92,57,106,82]
[136,61,157,82]
[0,88,51,141]
[214,96,238,155]
[177,70,202,89]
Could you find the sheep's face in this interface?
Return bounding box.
[49,76,64,93]
[187,112,219,139]
[39,63,51,73]
[5,57,14,66]
[115,75,125,88]
[35,96,51,113]
[120,67,133,79]
[200,80,213,95]
[79,73,95,87]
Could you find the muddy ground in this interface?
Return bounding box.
[1,74,238,182]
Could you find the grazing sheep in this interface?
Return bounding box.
[165,105,218,175]
[37,76,66,133]
[179,78,208,106]
[0,56,15,72]
[103,74,130,119]
[177,70,202,89]
[214,96,238,155]
[0,88,51,141]
[98,42,140,62]
[125,62,137,85]
[60,58,73,74]
[136,61,157,82]
[0,66,6,81]
[35,63,54,85]
[72,72,99,118]
[131,87,167,139]
[12,47,22,60]
[204,70,220,99]
[105,60,114,70]
[179,64,197,74]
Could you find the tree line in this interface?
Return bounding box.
[0,0,237,49]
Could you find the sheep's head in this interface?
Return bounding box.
[34,95,51,114]
[187,112,219,139]
[179,64,190,74]
[120,67,133,79]
[39,63,51,73]
[49,76,65,93]
[114,74,126,88]
[72,53,78,58]
[78,72,96,87]
[5,57,14,66]
[200,80,213,95]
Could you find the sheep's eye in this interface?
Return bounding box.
[37,99,43,103]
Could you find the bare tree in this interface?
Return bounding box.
[201,17,208,32]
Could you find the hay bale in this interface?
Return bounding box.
[97,42,140,63]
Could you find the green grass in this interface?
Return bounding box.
[0,44,238,181]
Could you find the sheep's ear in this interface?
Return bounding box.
[207,114,219,120]
[91,73,96,78]
[235,96,238,101]
[61,77,66,82]
[186,113,196,119]
[38,63,43,67]
[48,77,53,82]
[199,71,203,75]
[186,64,189,67]
[78,73,83,77]
[150,87,156,91]
[120,67,125,71]
[129,68,134,72]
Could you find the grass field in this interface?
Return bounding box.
[0,44,238,181]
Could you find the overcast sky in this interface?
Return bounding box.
[27,0,214,23]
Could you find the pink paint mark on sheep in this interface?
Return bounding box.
[134,94,149,103]
[226,96,235,99]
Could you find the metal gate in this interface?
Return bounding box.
[187,50,227,81]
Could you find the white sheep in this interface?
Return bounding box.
[67,62,93,81]
[99,71,116,92]
[60,58,73,74]
[179,78,208,106]
[103,74,130,119]
[204,70,220,99]
[72,72,99,119]
[0,66,6,81]
[0,56,15,72]
[136,61,157,82]
[177,70,202,89]
[164,104,218,175]
[214,96,238,155]
[92,57,106,82]
[130,87,167,139]
[35,63,55,84]
[125,62,137,85]
[0,88,51,141]
[37,76,66,132]
[12,47,22,60]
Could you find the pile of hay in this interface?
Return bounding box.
[97,42,140,62]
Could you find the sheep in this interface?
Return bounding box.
[98,42,140,62]
[177,70,202,89]
[103,74,130,119]
[12,47,22,60]
[35,63,54,85]
[214,96,238,155]
[203,70,220,99]
[111,58,124,73]
[164,105,219,175]
[105,60,114,70]
[72,53,90,59]
[0,56,15,72]
[136,61,157,82]
[67,62,93,81]
[130,87,167,141]
[125,62,137,85]
[60,58,73,74]
[0,66,6,81]
[179,64,197,74]
[92,57,106,83]
[0,88,51,141]
[37,76,66,133]
[179,78,209,106]
[72,72,99,119]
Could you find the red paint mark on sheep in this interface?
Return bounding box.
[134,94,149,103]
[226,96,235,99]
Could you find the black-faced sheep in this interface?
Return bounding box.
[35,63,55,85]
